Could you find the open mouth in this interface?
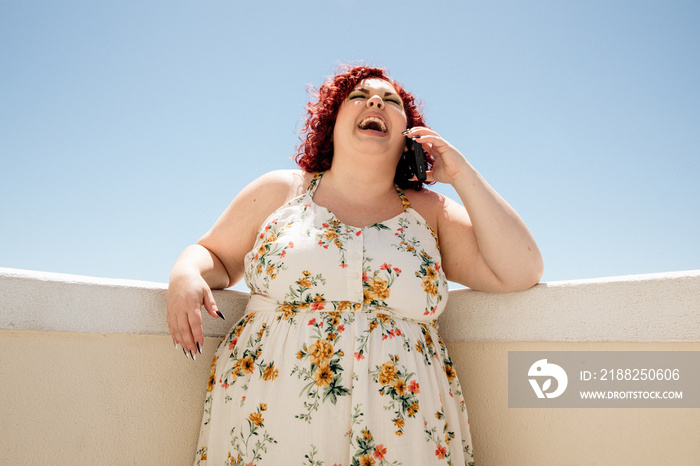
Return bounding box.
[358,116,387,133]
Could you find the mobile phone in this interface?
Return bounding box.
[406,136,427,182]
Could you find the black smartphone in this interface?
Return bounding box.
[406,136,427,181]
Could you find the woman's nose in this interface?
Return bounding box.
[366,95,384,109]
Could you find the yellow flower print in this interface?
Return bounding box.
[368,277,390,300]
[337,301,351,311]
[308,339,334,365]
[407,402,419,416]
[445,364,457,381]
[423,329,434,348]
[392,377,407,396]
[259,403,267,411]
[421,276,439,297]
[227,452,242,465]
[249,411,264,426]
[376,313,391,324]
[378,361,399,386]
[262,364,279,381]
[313,363,334,387]
[336,301,360,311]
[393,418,404,429]
[322,229,339,241]
[235,356,255,375]
[279,303,296,320]
[359,455,376,466]
[425,266,438,280]
[266,265,275,275]
[362,428,373,441]
[207,356,217,392]
[299,277,312,288]
[399,239,415,252]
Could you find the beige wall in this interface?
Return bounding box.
[451,341,700,465]
[1,268,699,465]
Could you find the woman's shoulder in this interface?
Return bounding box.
[243,169,314,206]
[250,168,309,188]
[199,169,314,249]
[402,186,451,228]
[402,185,446,204]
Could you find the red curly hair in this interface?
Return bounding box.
[294,64,432,190]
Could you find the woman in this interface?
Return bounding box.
[167,65,542,465]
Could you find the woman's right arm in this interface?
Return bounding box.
[166,244,229,359]
[166,170,308,358]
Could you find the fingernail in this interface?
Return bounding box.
[190,351,196,361]
[216,310,225,320]
[173,339,178,349]
[197,342,202,354]
[401,129,410,135]
[183,348,190,359]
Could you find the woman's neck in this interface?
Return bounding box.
[321,164,397,202]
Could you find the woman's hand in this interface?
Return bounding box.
[405,127,543,292]
[404,127,470,185]
[164,171,307,359]
[166,245,228,360]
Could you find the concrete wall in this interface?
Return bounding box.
[1,267,699,465]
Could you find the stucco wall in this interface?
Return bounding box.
[1,267,699,465]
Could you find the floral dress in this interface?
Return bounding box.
[194,173,475,466]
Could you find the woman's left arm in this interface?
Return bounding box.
[407,127,543,292]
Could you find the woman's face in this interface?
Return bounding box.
[332,78,408,157]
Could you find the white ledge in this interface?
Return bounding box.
[1,267,698,342]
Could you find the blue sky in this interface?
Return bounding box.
[1,0,698,289]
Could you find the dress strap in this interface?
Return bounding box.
[305,172,323,196]
[395,186,412,211]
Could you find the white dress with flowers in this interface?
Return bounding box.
[194,173,475,466]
